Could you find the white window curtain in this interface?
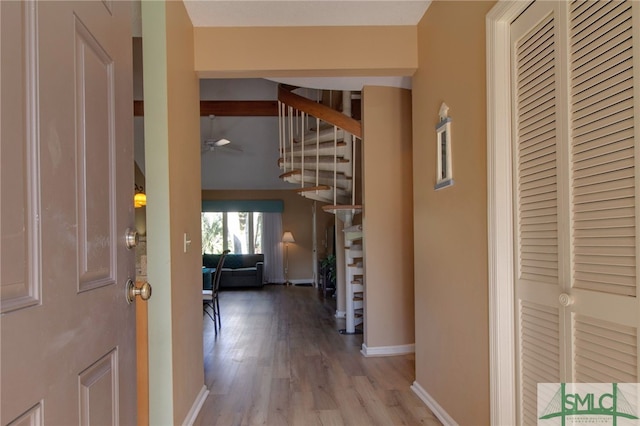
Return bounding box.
[262,212,284,283]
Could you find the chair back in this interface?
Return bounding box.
[212,250,230,293]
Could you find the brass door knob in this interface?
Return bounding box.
[126,279,152,303]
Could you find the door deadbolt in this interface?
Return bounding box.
[125,228,139,249]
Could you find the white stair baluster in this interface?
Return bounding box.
[316,117,320,188]
[352,135,356,206]
[288,106,294,172]
[278,101,283,169]
[301,111,305,189]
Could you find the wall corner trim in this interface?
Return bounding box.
[410,381,458,426]
[486,1,532,425]
[360,343,415,357]
[181,385,209,426]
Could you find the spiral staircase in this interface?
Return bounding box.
[277,85,362,219]
[277,84,364,334]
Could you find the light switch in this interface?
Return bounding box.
[183,233,192,253]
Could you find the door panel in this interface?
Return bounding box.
[74,14,116,292]
[512,3,564,424]
[512,1,640,424]
[0,0,41,314]
[1,1,136,424]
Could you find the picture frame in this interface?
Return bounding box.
[435,102,453,190]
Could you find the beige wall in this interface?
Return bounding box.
[202,190,332,282]
[142,1,204,424]
[412,1,494,424]
[361,86,414,349]
[194,26,417,78]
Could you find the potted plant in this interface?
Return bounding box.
[321,254,337,293]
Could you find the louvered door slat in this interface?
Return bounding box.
[571,3,631,54]
[573,139,633,164]
[520,115,555,139]
[573,94,632,131]
[520,105,554,131]
[520,106,554,132]
[574,224,635,239]
[520,300,560,426]
[572,26,632,69]
[572,104,633,136]
[519,38,554,79]
[573,154,634,181]
[572,54,631,93]
[571,0,623,35]
[572,64,632,104]
[520,144,557,165]
[573,163,634,188]
[521,197,557,211]
[575,254,635,268]
[521,228,558,239]
[520,66,555,98]
[573,119,633,149]
[573,85,632,121]
[574,215,635,230]
[573,175,634,196]
[519,120,555,141]
[520,89,555,116]
[570,0,599,19]
[518,17,554,61]
[519,133,555,155]
[520,78,554,104]
[520,180,556,198]
[574,314,638,382]
[574,186,635,206]
[575,243,634,257]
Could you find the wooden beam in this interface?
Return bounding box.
[134,100,144,116]
[133,100,279,117]
[278,85,362,138]
[200,100,278,116]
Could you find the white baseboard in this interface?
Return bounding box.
[290,278,314,285]
[335,310,346,318]
[410,381,458,426]
[360,343,415,357]
[182,385,209,426]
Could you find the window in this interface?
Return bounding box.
[201,212,263,254]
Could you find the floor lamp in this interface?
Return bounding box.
[282,231,295,285]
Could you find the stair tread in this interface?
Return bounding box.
[322,204,362,211]
[288,140,347,150]
[295,185,331,193]
[278,156,349,164]
[279,169,352,180]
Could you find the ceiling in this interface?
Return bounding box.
[182,1,431,28]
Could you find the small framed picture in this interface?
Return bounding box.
[435,103,453,190]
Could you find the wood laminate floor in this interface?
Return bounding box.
[194,285,441,426]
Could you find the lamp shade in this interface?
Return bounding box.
[282,231,295,243]
[134,192,147,208]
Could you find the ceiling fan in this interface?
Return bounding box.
[202,115,244,154]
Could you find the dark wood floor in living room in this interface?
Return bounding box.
[194,285,441,426]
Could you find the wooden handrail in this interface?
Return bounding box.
[278,85,362,138]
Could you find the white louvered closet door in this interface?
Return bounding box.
[512,1,640,425]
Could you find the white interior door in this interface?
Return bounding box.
[512,1,640,424]
[1,1,136,424]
